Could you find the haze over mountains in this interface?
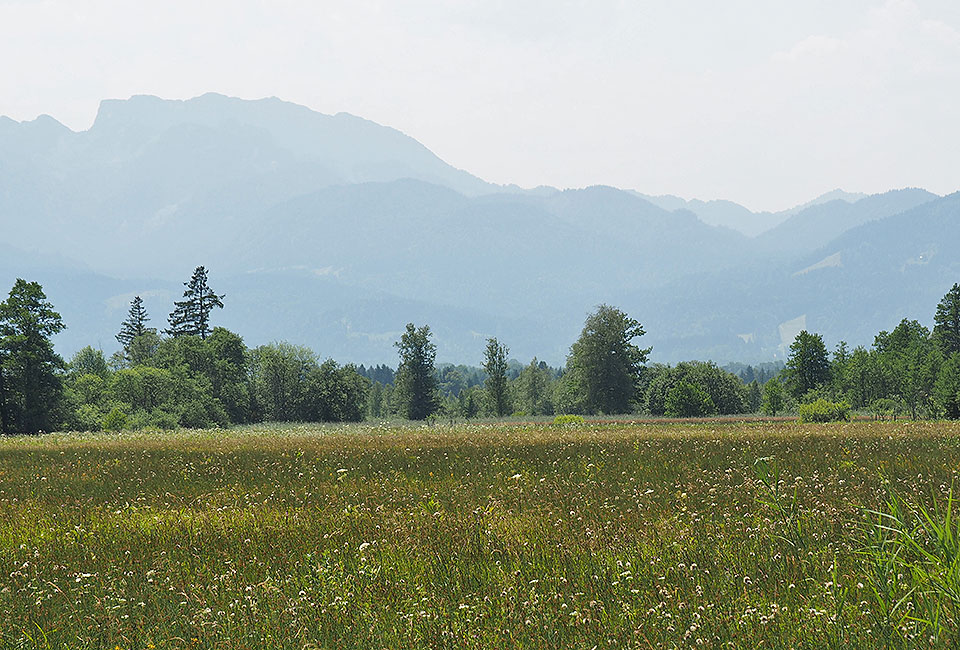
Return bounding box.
[1,93,955,366]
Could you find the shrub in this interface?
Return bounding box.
[870,398,903,420]
[798,398,850,423]
[664,382,717,418]
[127,409,180,431]
[178,398,227,429]
[69,404,103,432]
[553,414,585,426]
[102,407,128,431]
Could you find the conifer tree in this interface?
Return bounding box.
[116,296,152,347]
[165,266,224,340]
[934,283,960,357]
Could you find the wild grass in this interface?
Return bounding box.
[2,419,960,648]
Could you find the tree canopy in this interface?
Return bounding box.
[784,330,831,399]
[483,337,511,417]
[0,279,66,434]
[568,305,650,415]
[934,283,960,357]
[394,323,438,420]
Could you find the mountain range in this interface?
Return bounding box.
[0,93,955,366]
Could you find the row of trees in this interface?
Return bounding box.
[0,268,371,434]
[3,266,960,433]
[383,305,651,420]
[758,283,960,419]
[360,286,960,422]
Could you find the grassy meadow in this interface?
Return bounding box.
[2,419,960,649]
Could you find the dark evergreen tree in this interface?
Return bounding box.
[746,380,762,413]
[934,353,960,419]
[934,283,960,357]
[0,279,66,434]
[117,296,152,347]
[394,323,438,420]
[166,266,224,340]
[483,337,511,417]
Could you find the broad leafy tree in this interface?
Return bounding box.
[394,323,438,420]
[568,305,650,414]
[302,360,370,423]
[934,283,960,357]
[166,266,224,340]
[875,319,941,419]
[784,330,831,399]
[664,381,716,417]
[842,346,885,409]
[0,279,66,434]
[761,377,785,416]
[645,361,746,416]
[117,296,153,347]
[249,342,315,422]
[69,346,110,379]
[483,337,511,417]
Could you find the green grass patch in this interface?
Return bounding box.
[1,420,959,648]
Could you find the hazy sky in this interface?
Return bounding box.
[1,0,957,211]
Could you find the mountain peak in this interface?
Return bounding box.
[811,189,868,205]
[83,93,494,196]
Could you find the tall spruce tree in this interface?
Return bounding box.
[166,266,224,340]
[934,283,960,357]
[117,296,152,347]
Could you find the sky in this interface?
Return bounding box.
[1,0,958,211]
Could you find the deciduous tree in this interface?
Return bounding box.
[761,377,785,416]
[568,305,650,414]
[0,279,66,434]
[784,330,831,399]
[483,337,511,417]
[394,323,438,420]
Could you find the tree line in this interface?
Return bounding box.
[2,266,960,434]
[756,282,960,419]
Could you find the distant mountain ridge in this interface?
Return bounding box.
[0,93,956,365]
[634,188,881,237]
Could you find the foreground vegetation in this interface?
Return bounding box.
[3,420,960,648]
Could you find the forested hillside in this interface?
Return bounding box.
[1,94,957,365]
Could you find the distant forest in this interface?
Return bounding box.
[1,265,959,434]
